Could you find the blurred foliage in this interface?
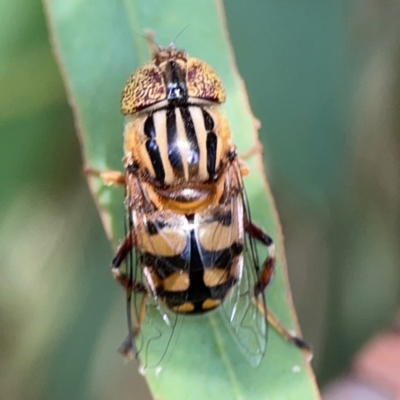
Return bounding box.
[1,0,399,399]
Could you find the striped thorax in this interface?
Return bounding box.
[122,46,233,214]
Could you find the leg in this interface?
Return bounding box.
[111,230,147,293]
[238,159,250,177]
[253,298,311,355]
[111,229,149,360]
[237,140,263,176]
[84,167,125,186]
[246,220,311,355]
[115,272,147,360]
[111,231,136,282]
[245,220,276,295]
[119,291,149,360]
[240,141,263,160]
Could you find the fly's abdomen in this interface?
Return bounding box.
[136,201,244,314]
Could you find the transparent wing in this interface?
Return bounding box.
[123,178,188,370]
[219,206,268,365]
[132,288,183,370]
[219,165,268,367]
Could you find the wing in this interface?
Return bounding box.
[132,290,183,370]
[218,164,269,367]
[123,175,188,370]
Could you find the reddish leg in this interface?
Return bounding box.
[245,220,276,295]
[245,220,311,354]
[119,291,149,360]
[86,166,148,358]
[112,232,136,278]
[112,231,149,360]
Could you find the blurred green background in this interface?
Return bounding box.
[1,0,400,399]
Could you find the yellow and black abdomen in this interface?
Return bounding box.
[136,202,244,314]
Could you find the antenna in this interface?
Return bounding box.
[170,25,189,47]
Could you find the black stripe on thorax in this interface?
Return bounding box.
[143,116,165,183]
[206,132,217,178]
[180,107,200,173]
[166,107,184,177]
[202,109,218,178]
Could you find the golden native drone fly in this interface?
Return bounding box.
[87,41,309,367]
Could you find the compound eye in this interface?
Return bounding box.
[120,62,167,115]
[186,58,226,104]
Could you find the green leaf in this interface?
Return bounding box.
[44,0,320,398]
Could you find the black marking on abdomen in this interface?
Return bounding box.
[197,242,243,270]
[217,210,233,226]
[206,132,217,178]
[149,228,242,313]
[187,229,211,308]
[141,241,242,275]
[166,107,184,175]
[140,252,188,278]
[213,243,243,269]
[145,219,167,235]
[161,278,235,314]
[180,107,200,169]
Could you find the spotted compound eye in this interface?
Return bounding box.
[120,62,167,115]
[186,58,226,104]
[120,54,226,115]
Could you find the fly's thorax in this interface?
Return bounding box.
[123,105,233,213]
